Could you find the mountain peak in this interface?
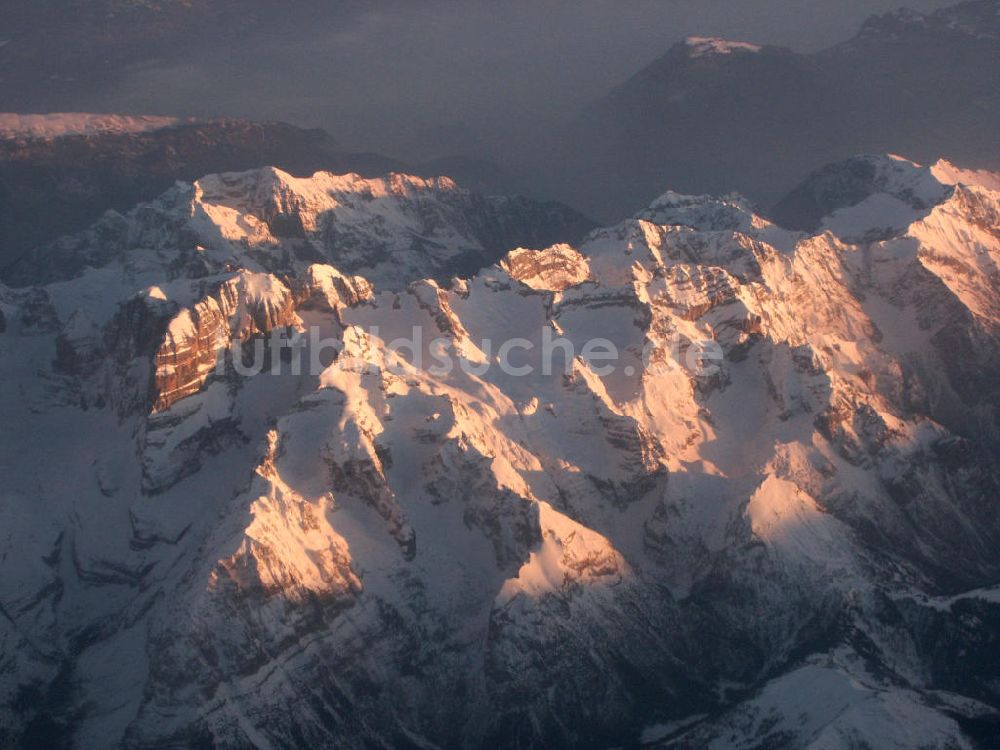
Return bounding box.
[771,152,1000,239]
[6,165,592,292]
[682,36,763,58]
[637,190,760,230]
[770,154,949,233]
[930,157,1000,193]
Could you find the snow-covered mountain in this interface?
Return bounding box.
[772,153,1000,235]
[0,114,190,140]
[0,116,535,272]
[3,166,592,291]
[1,155,999,748]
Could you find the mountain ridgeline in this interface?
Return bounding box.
[0,117,547,275]
[1,1,999,746]
[0,154,999,748]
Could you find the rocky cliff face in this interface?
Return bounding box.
[0,156,998,749]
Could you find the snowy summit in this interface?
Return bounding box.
[683,36,763,57]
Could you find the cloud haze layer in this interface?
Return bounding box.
[16,0,957,156]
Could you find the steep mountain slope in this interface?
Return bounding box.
[0,156,999,748]
[533,0,1000,222]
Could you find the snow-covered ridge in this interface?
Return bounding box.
[930,157,1000,193]
[771,153,1000,237]
[0,112,190,140]
[684,36,763,57]
[7,164,592,291]
[1,155,999,748]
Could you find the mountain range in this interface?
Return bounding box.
[1,1,998,746]
[0,116,550,274]
[1,152,998,748]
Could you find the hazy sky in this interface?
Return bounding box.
[96,0,959,156]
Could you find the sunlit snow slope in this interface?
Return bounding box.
[1,155,998,749]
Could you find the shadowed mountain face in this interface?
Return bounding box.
[528,0,1000,222]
